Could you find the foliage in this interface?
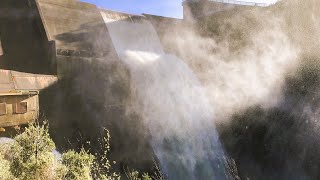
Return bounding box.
[91,129,120,180]
[125,160,165,180]
[10,123,66,180]
[126,169,152,180]
[0,123,121,180]
[0,152,15,180]
[0,123,163,180]
[62,149,94,180]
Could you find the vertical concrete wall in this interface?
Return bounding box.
[36,0,101,50]
[0,0,185,77]
[36,0,119,77]
[183,0,238,20]
[0,0,55,74]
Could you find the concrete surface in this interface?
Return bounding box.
[0,94,38,128]
[0,69,57,93]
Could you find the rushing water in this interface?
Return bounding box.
[100,12,227,179]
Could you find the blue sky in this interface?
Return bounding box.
[81,0,276,19]
[81,0,183,18]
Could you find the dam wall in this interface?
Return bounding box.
[183,0,238,21]
[0,0,267,77]
[0,0,54,74]
[0,0,183,77]
[35,0,119,77]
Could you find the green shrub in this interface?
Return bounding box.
[126,170,152,180]
[91,129,120,180]
[0,123,160,180]
[10,123,66,180]
[0,152,15,180]
[0,123,123,180]
[62,149,94,180]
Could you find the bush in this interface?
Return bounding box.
[9,124,66,180]
[0,152,15,180]
[0,123,162,180]
[126,170,152,180]
[0,123,119,180]
[62,149,94,180]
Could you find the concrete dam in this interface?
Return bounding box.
[0,0,232,179]
[3,0,320,179]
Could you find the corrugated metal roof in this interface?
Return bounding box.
[0,69,58,94]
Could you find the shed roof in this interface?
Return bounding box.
[0,69,58,94]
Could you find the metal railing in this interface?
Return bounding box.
[183,0,275,7]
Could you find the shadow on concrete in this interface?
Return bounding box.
[0,0,55,74]
[40,55,156,173]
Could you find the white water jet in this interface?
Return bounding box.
[101,12,227,179]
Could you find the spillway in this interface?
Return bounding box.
[100,11,227,179]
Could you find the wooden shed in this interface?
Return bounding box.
[0,69,57,128]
